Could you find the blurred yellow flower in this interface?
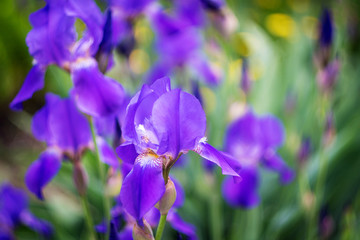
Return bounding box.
[266,13,296,38]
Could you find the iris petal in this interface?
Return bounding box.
[120,153,165,220]
[25,150,62,200]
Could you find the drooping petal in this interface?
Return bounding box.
[116,142,138,165]
[0,183,28,225]
[10,65,46,111]
[259,115,285,149]
[26,1,76,66]
[97,137,119,168]
[48,96,92,155]
[71,58,125,117]
[20,210,53,237]
[195,141,241,178]
[25,150,62,200]
[167,211,197,240]
[222,167,259,208]
[152,89,206,158]
[120,153,165,220]
[262,152,295,184]
[31,93,61,143]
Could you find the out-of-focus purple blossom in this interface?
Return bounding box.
[26,94,92,199]
[117,77,241,221]
[0,183,53,239]
[11,0,125,118]
[146,7,220,85]
[222,109,294,208]
[26,93,117,199]
[240,59,251,96]
[297,137,312,167]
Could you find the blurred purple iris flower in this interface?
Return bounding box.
[10,0,125,117]
[222,109,294,208]
[25,93,92,199]
[116,77,241,221]
[0,183,53,239]
[146,6,220,85]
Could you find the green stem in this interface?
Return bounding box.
[89,117,111,240]
[81,195,96,240]
[155,214,168,240]
[307,96,330,239]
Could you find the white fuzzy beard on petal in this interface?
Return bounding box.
[135,152,163,168]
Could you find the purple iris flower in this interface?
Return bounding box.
[146,6,220,85]
[116,77,241,222]
[11,0,125,117]
[25,93,92,199]
[222,109,294,208]
[0,183,53,239]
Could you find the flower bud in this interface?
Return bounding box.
[156,178,177,215]
[133,219,154,240]
[73,162,88,196]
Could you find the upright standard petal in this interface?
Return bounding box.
[259,115,285,149]
[152,89,206,159]
[66,0,104,55]
[195,141,241,177]
[225,110,263,166]
[120,153,165,220]
[71,58,125,117]
[26,2,76,66]
[10,65,46,110]
[222,167,259,208]
[25,150,62,199]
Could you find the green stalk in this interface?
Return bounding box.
[81,195,96,240]
[89,117,111,240]
[307,96,330,239]
[155,214,168,240]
